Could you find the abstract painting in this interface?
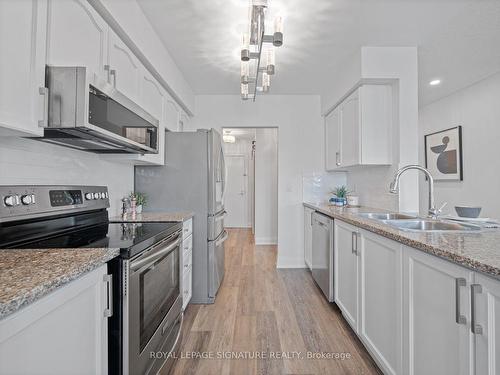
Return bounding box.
[424,126,463,181]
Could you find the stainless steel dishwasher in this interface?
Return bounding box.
[311,211,334,302]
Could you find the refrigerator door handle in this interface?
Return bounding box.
[221,146,227,203]
[215,230,229,247]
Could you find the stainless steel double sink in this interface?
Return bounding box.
[357,212,481,232]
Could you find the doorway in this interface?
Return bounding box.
[223,127,278,245]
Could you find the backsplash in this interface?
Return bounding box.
[0,137,134,216]
[302,172,347,204]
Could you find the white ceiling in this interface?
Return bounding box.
[137,0,500,106]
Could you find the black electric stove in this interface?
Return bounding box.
[0,185,181,258]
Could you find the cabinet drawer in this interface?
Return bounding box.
[182,218,192,240]
[183,248,192,271]
[182,234,192,255]
[182,266,192,310]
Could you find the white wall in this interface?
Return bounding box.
[419,72,500,219]
[190,95,324,268]
[0,138,133,216]
[254,128,278,245]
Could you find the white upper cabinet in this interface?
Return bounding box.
[325,84,392,170]
[325,107,341,170]
[164,99,180,132]
[47,0,108,82]
[0,0,47,136]
[107,29,141,102]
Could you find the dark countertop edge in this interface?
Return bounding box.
[109,212,194,223]
[0,248,120,320]
[303,202,500,280]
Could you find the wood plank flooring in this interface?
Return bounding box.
[167,228,381,375]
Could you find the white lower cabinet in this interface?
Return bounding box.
[359,231,403,375]
[403,246,474,375]
[182,218,193,310]
[304,206,314,269]
[0,265,111,375]
[472,273,500,375]
[334,220,360,332]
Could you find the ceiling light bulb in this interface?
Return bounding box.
[266,49,275,75]
[241,61,249,84]
[273,16,283,46]
[241,33,250,61]
[262,72,270,93]
[429,79,441,86]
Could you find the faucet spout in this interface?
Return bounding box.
[389,165,438,219]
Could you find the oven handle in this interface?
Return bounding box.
[130,237,181,272]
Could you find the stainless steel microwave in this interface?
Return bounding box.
[40,66,159,154]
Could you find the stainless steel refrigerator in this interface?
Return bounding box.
[135,129,227,304]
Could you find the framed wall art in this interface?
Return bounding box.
[424,126,463,181]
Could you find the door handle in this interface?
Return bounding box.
[103,274,113,318]
[471,284,483,335]
[336,151,341,166]
[455,278,467,325]
[351,231,358,255]
[110,69,117,88]
[38,87,49,127]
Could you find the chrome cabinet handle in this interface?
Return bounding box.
[471,284,483,335]
[335,151,341,166]
[455,278,467,325]
[310,211,314,226]
[351,231,358,255]
[110,69,116,88]
[38,87,49,127]
[103,274,113,318]
[104,64,111,83]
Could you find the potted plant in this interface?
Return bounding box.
[330,185,350,206]
[130,192,147,214]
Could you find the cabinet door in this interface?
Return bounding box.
[0,0,47,136]
[403,246,473,375]
[165,99,180,132]
[304,207,314,269]
[473,273,500,375]
[325,107,341,170]
[108,30,141,102]
[334,220,359,332]
[47,0,108,81]
[0,265,110,375]
[340,89,360,167]
[359,231,403,375]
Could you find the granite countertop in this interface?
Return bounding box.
[304,202,500,279]
[0,247,119,319]
[109,211,194,223]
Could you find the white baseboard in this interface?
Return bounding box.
[254,236,277,245]
[276,263,308,269]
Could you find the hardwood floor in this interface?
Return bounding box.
[168,228,381,375]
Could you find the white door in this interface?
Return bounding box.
[359,231,403,375]
[340,89,360,167]
[225,155,248,228]
[0,0,47,136]
[108,29,141,102]
[325,107,340,170]
[403,246,474,375]
[473,273,500,375]
[334,220,359,332]
[47,0,109,82]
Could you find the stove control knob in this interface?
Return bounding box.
[21,194,33,205]
[96,192,102,199]
[104,192,109,199]
[85,192,94,200]
[4,195,19,207]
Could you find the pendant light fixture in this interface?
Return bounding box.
[239,0,283,101]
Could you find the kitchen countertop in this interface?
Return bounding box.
[304,202,500,279]
[109,211,194,223]
[0,247,119,319]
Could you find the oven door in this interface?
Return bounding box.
[125,231,182,375]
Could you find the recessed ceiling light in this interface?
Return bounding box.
[429,79,441,86]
